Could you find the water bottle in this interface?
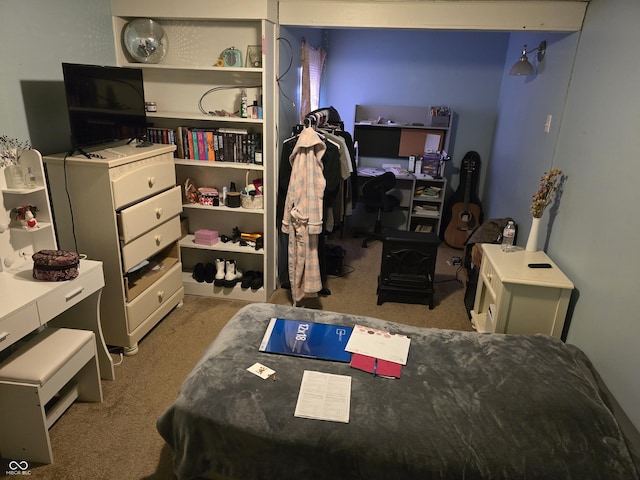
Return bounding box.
[501,221,516,252]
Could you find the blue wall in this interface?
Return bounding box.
[322,29,509,197]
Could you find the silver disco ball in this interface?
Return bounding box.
[123,18,168,64]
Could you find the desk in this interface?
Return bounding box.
[0,259,115,380]
[357,168,447,234]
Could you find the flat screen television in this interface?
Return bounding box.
[62,63,149,153]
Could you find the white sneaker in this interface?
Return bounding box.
[224,259,243,287]
[214,258,226,286]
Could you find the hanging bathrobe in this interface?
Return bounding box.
[281,127,326,303]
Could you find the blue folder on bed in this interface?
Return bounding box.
[259,318,353,363]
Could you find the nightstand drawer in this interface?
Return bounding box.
[118,186,182,243]
[126,262,182,333]
[36,266,105,322]
[111,152,176,210]
[481,260,503,303]
[0,303,40,353]
[121,216,181,272]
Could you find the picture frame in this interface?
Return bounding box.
[246,45,262,68]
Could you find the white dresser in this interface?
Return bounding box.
[470,244,574,337]
[44,144,184,355]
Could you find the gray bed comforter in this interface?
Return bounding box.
[157,303,638,480]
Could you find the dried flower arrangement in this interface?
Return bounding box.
[530,168,563,218]
[0,135,31,168]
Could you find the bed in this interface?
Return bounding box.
[157,303,640,480]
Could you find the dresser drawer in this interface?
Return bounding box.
[126,262,183,333]
[121,216,181,272]
[36,265,105,322]
[0,303,40,352]
[111,152,176,210]
[118,186,182,243]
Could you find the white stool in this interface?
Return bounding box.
[0,327,102,464]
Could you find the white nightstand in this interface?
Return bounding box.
[470,244,574,337]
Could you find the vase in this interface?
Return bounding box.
[4,164,26,189]
[525,217,541,252]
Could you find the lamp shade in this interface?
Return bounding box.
[509,55,534,76]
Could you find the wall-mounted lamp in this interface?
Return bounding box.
[509,41,546,76]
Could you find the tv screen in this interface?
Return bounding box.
[62,63,148,150]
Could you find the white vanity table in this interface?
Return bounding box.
[1,150,114,380]
[0,257,114,381]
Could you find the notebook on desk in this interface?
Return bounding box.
[259,318,353,363]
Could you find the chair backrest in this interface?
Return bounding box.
[361,172,396,210]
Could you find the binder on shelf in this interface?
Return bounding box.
[259,318,353,363]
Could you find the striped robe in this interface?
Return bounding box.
[281,127,326,303]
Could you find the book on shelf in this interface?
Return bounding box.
[149,126,262,163]
[259,318,353,363]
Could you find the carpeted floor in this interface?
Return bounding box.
[2,237,472,479]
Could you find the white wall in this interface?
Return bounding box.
[0,0,115,154]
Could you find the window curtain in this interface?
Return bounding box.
[300,39,326,123]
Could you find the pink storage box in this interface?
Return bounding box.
[194,229,218,246]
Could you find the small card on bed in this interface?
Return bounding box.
[294,370,351,423]
[247,362,275,380]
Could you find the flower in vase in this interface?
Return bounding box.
[1,135,31,168]
[530,168,563,218]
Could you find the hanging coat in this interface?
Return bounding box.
[281,127,326,302]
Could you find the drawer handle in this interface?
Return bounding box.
[65,287,85,302]
[148,176,156,188]
[155,234,162,245]
[156,207,163,219]
[157,290,164,302]
[487,273,493,281]
[0,332,9,342]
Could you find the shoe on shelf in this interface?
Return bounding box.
[241,271,256,289]
[204,262,215,283]
[251,271,263,290]
[192,263,205,283]
[214,258,226,287]
[224,259,243,287]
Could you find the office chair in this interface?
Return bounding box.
[357,171,401,248]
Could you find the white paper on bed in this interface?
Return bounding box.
[345,324,411,365]
[294,370,351,423]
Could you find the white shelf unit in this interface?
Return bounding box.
[110,0,278,302]
[409,176,447,234]
[1,150,57,270]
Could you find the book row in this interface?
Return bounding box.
[147,127,263,164]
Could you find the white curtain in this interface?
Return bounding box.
[300,39,326,123]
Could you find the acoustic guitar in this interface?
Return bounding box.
[443,151,483,249]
